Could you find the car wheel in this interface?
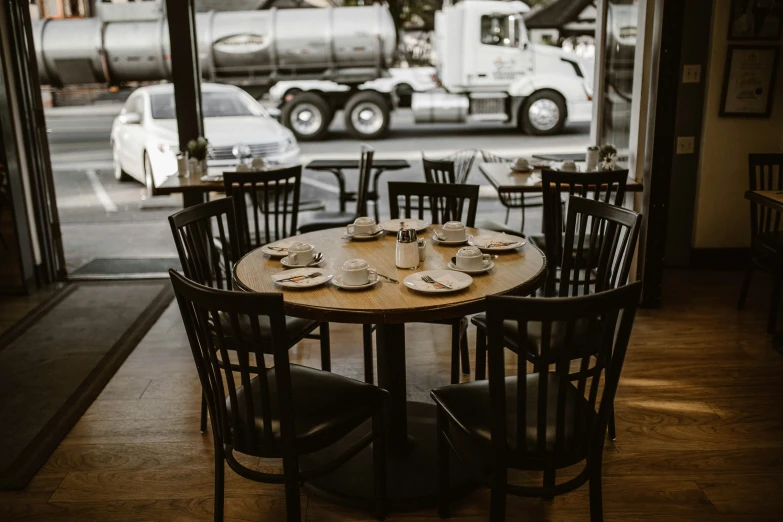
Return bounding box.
[143,151,156,198]
[281,92,332,141]
[343,91,390,140]
[113,143,132,181]
[520,90,567,136]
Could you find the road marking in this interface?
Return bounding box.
[300,176,339,194]
[85,169,118,212]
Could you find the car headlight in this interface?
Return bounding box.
[280,134,297,152]
[156,143,176,154]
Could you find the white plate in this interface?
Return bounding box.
[403,270,473,294]
[448,261,495,274]
[280,254,322,269]
[431,234,468,246]
[468,234,526,252]
[332,273,381,290]
[261,241,305,258]
[346,228,384,241]
[380,219,429,233]
[272,268,333,289]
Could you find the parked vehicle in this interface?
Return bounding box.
[110,83,299,194]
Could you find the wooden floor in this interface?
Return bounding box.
[1,269,782,521]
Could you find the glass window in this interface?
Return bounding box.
[480,15,521,48]
[150,92,262,120]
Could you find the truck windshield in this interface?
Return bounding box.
[151,92,261,119]
[480,14,523,48]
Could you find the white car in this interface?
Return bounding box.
[111,83,300,195]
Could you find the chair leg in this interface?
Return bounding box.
[214,442,224,522]
[489,460,506,522]
[589,458,604,522]
[200,393,208,434]
[450,322,461,384]
[319,323,331,372]
[520,204,526,235]
[363,324,374,384]
[282,454,301,522]
[768,272,783,335]
[503,207,510,225]
[475,326,487,380]
[608,406,617,441]
[543,465,555,500]
[437,405,451,519]
[737,265,754,310]
[459,317,470,376]
[372,407,387,521]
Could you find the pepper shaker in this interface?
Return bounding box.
[586,146,599,172]
[396,229,419,269]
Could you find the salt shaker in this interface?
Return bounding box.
[396,229,419,269]
[177,152,188,178]
[586,146,599,172]
[418,238,427,262]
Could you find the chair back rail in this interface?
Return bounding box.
[388,181,479,227]
[169,198,239,290]
[748,153,783,240]
[170,269,294,457]
[485,281,642,464]
[224,166,302,255]
[423,149,477,185]
[559,196,642,297]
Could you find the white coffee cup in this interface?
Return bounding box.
[456,246,491,270]
[561,160,578,172]
[347,216,377,236]
[514,157,530,170]
[287,242,314,266]
[442,221,466,241]
[342,258,377,286]
[236,163,250,172]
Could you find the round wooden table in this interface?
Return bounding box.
[234,226,546,511]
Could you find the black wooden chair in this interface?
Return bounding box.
[363,181,479,385]
[223,166,302,255]
[169,270,388,522]
[472,197,641,440]
[432,281,642,521]
[169,198,332,433]
[738,153,783,334]
[479,150,544,235]
[298,145,374,233]
[423,149,477,185]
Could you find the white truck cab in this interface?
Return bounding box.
[414,0,593,135]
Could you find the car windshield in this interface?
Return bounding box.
[150,91,263,119]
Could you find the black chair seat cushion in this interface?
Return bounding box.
[298,211,354,233]
[218,312,318,350]
[228,364,384,455]
[431,374,595,460]
[471,314,594,360]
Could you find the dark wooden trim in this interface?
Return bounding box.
[689,248,751,270]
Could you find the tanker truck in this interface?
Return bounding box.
[33,1,593,141]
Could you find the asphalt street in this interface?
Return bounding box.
[46,105,589,272]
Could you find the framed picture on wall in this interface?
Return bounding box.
[728,0,783,40]
[720,45,779,117]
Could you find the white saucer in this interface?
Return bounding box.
[380,219,429,233]
[448,261,495,274]
[347,228,384,241]
[281,254,322,268]
[261,241,301,258]
[468,234,526,252]
[403,270,472,294]
[272,268,333,289]
[332,273,381,290]
[432,234,468,246]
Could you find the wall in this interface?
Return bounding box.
[692,0,783,249]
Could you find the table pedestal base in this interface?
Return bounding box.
[301,401,476,512]
[773,332,783,356]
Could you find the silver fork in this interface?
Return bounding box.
[278,272,321,283]
[422,275,452,289]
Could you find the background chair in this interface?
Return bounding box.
[423,149,477,185]
[169,270,387,522]
[479,150,544,235]
[366,181,480,384]
[738,153,783,334]
[432,282,642,521]
[472,197,642,440]
[169,198,332,433]
[298,145,374,233]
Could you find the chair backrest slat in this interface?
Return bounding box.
[748,154,783,239]
[224,166,302,255]
[388,181,479,227]
[423,149,478,185]
[355,145,375,218]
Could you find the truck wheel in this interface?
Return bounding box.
[520,90,567,136]
[282,92,332,141]
[344,91,390,140]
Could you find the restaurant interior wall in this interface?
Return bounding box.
[692,0,783,250]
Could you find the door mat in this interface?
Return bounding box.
[0,280,174,489]
[70,257,181,279]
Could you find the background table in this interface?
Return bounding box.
[745,189,783,355]
[480,162,645,194]
[233,225,546,510]
[156,170,224,207]
[532,152,586,162]
[306,159,410,221]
